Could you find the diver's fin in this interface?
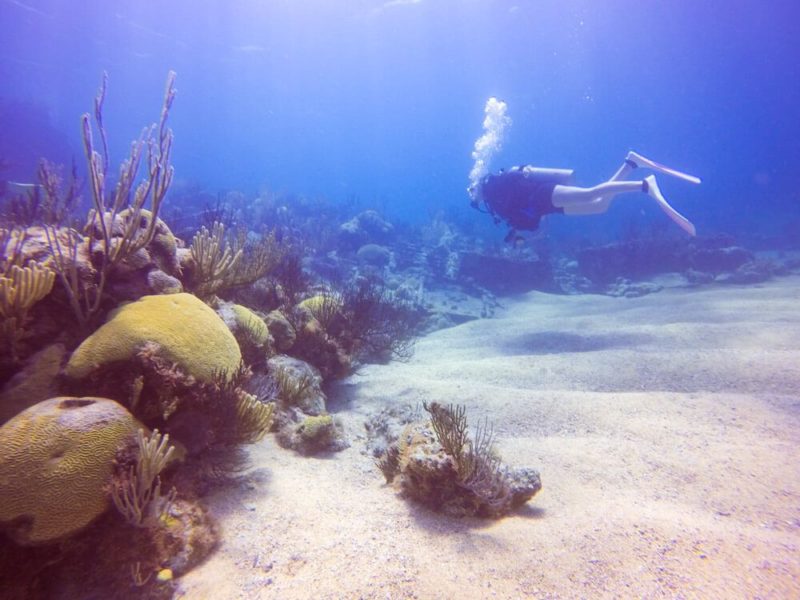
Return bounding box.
[628,151,702,185]
[643,175,696,236]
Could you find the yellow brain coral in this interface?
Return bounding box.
[298,294,342,319]
[65,293,241,382]
[0,397,142,544]
[231,304,271,346]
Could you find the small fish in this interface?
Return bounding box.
[0,180,42,197]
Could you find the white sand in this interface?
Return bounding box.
[179,277,800,599]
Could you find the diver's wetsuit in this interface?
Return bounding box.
[477,167,565,235]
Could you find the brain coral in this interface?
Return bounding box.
[0,397,142,544]
[65,293,241,382]
[228,303,271,346]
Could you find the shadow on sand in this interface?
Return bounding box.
[501,330,653,355]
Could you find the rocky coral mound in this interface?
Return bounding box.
[376,403,541,518]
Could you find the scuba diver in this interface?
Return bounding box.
[468,98,701,241]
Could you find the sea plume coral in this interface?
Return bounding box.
[188,222,285,301]
[337,275,424,362]
[44,71,177,331]
[0,260,55,362]
[110,428,177,528]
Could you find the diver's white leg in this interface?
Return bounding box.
[553,177,697,236]
[552,181,643,214]
[587,155,637,203]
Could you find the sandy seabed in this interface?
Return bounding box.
[180,276,800,599]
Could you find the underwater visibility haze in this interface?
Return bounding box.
[2,1,798,238]
[1,1,799,598]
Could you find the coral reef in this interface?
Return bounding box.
[459,250,556,295]
[297,293,343,330]
[92,207,184,301]
[1,161,79,229]
[65,292,241,383]
[0,493,217,599]
[604,278,664,298]
[0,70,270,594]
[114,349,274,455]
[573,234,780,291]
[0,225,94,292]
[268,249,309,307]
[230,304,271,346]
[121,208,180,275]
[0,396,142,544]
[717,257,785,284]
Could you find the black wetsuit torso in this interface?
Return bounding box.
[478,167,565,233]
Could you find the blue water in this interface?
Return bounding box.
[1,0,798,241]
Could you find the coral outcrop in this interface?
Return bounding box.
[268,354,326,415]
[266,355,350,454]
[149,497,218,576]
[92,207,184,300]
[0,226,93,279]
[339,210,395,249]
[0,396,142,544]
[289,303,351,379]
[356,243,392,268]
[377,403,541,518]
[264,309,296,351]
[276,413,349,455]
